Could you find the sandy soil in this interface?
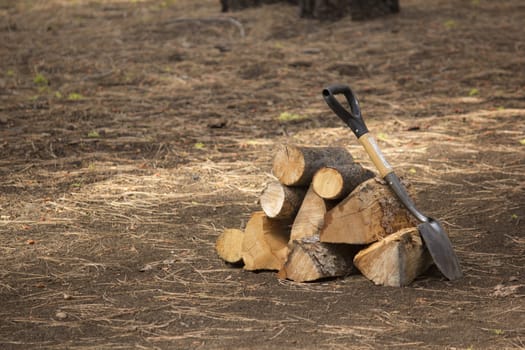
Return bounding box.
[0,0,524,349]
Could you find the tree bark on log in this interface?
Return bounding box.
[216,228,244,264]
[260,181,307,219]
[279,237,361,282]
[289,185,334,242]
[353,227,433,287]
[320,178,416,244]
[272,145,354,186]
[312,164,375,200]
[241,211,291,271]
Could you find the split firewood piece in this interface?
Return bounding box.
[320,178,416,245]
[272,145,354,186]
[312,164,375,200]
[290,185,334,242]
[353,227,433,287]
[278,237,361,282]
[260,181,307,219]
[215,228,244,264]
[241,211,291,271]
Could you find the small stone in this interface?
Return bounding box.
[55,311,68,320]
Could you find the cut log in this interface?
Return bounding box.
[320,178,417,244]
[272,145,354,186]
[278,237,361,282]
[241,211,291,271]
[215,228,244,264]
[260,181,306,219]
[290,185,334,242]
[353,227,433,287]
[312,164,375,200]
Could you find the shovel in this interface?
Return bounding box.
[322,84,462,280]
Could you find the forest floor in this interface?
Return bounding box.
[0,0,524,349]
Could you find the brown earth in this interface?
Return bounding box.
[0,0,524,349]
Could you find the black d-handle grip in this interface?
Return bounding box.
[322,85,369,138]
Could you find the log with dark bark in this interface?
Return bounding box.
[279,237,361,282]
[272,145,354,186]
[320,178,416,244]
[312,164,375,200]
[353,227,432,287]
[260,181,307,219]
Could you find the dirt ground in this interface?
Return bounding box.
[0,0,524,349]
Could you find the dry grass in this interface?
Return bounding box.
[1,0,524,349]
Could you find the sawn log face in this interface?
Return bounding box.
[241,211,291,271]
[320,178,417,244]
[290,185,334,242]
[312,164,375,200]
[353,227,433,287]
[215,228,244,264]
[260,181,306,219]
[280,237,361,282]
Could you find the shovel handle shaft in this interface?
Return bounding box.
[358,134,393,178]
[323,85,393,177]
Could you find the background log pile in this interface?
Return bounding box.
[216,145,433,287]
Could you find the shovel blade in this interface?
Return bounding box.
[418,220,462,280]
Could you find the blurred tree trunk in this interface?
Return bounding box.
[349,0,400,20]
[300,0,399,20]
[222,0,298,12]
[222,0,400,20]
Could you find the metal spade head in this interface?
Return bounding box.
[418,220,463,280]
[384,172,463,281]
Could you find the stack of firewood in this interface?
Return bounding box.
[216,145,433,287]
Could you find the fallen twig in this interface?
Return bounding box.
[161,17,245,38]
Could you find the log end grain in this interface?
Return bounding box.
[241,211,290,271]
[320,178,415,245]
[260,182,306,219]
[312,167,344,200]
[272,144,306,186]
[215,228,244,264]
[353,227,433,287]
